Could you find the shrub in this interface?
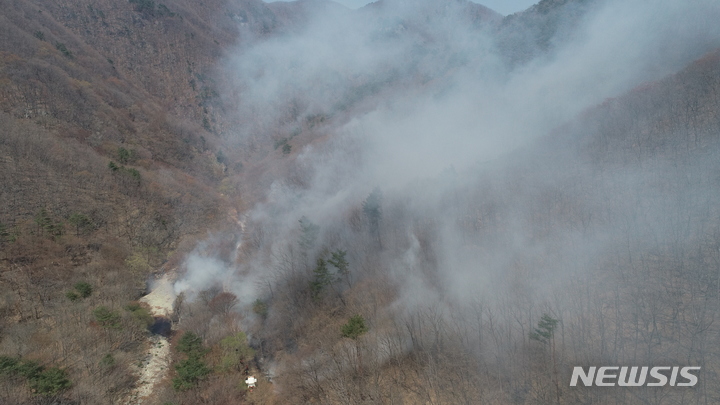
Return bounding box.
[215,149,226,164]
[0,356,19,375]
[126,167,141,181]
[157,3,176,17]
[68,213,94,236]
[118,147,130,164]
[129,0,156,15]
[274,138,289,150]
[34,208,64,238]
[117,147,138,164]
[0,358,71,396]
[0,222,15,245]
[67,282,92,302]
[99,353,115,368]
[93,306,121,329]
[126,304,154,327]
[54,42,72,58]
[30,367,71,396]
[74,282,92,298]
[109,161,142,185]
[65,291,80,302]
[252,299,268,318]
[15,360,42,379]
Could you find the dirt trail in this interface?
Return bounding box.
[125,274,176,405]
[141,274,176,317]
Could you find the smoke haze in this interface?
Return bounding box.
[171,0,720,400]
[177,0,720,299]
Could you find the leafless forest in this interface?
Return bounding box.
[1,0,720,404]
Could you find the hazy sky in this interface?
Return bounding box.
[469,0,538,15]
[265,0,539,16]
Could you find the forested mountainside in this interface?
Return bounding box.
[238,46,720,405]
[2,0,720,404]
[0,0,274,403]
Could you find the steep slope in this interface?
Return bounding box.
[3,0,720,404]
[495,0,596,65]
[267,0,352,31]
[0,1,280,404]
[238,45,720,405]
[0,0,274,159]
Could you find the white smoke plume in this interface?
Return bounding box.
[177,0,720,320]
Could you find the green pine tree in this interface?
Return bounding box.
[310,257,332,299]
[31,367,71,396]
[341,315,368,340]
[298,216,319,252]
[173,332,211,390]
[177,332,206,356]
[172,356,210,391]
[529,313,558,344]
[328,249,350,286]
[362,188,383,247]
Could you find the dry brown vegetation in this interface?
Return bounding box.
[235,48,720,405]
[1,0,720,404]
[0,0,262,403]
